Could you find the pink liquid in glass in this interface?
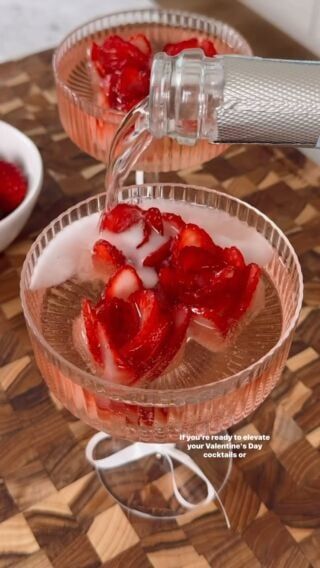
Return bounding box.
[21,188,302,443]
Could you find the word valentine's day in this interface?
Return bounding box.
[179,433,271,459]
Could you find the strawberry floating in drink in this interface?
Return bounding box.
[90,33,217,112]
[77,203,265,386]
[77,263,189,386]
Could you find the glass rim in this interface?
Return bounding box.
[20,184,303,405]
[52,8,252,121]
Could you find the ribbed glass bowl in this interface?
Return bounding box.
[53,9,252,171]
[21,184,303,443]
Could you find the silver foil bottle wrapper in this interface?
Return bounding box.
[215,56,320,148]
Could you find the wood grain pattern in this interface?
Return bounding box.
[0,1,320,566]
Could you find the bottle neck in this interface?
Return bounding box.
[149,51,320,149]
[148,49,224,145]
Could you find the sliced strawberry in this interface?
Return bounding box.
[96,297,140,348]
[100,203,142,232]
[0,160,28,214]
[163,37,217,57]
[194,265,237,291]
[92,239,125,275]
[136,220,151,249]
[223,246,245,270]
[192,266,241,313]
[192,264,261,334]
[105,265,143,300]
[158,266,180,302]
[192,307,230,336]
[137,207,164,248]
[143,238,172,269]
[109,65,150,112]
[81,299,103,366]
[97,323,136,384]
[147,304,191,379]
[145,207,163,234]
[91,42,107,77]
[234,263,261,319]
[173,223,216,258]
[162,212,186,234]
[163,38,199,56]
[176,246,224,273]
[103,35,150,68]
[120,290,170,377]
[199,39,217,57]
[93,35,149,76]
[129,34,152,56]
[91,34,151,111]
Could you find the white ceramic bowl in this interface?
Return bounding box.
[0,121,43,252]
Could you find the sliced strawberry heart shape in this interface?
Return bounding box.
[120,289,170,377]
[92,239,125,275]
[105,265,143,301]
[100,203,143,232]
[81,202,263,383]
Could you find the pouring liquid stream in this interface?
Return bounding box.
[105,98,152,209]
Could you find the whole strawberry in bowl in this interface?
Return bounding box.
[0,121,43,252]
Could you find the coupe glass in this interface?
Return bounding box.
[53,9,252,172]
[20,184,303,519]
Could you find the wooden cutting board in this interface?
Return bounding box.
[0,3,319,567]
